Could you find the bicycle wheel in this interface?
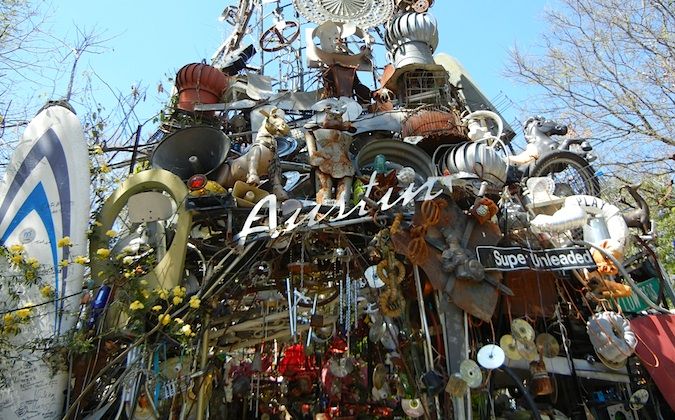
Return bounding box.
[530,151,600,197]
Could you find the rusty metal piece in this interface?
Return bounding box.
[402,107,469,152]
[322,64,358,98]
[503,271,558,317]
[307,128,355,179]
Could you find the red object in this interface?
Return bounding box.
[630,314,675,412]
[277,344,308,377]
[187,174,207,191]
[175,63,229,112]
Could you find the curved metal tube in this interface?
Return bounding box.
[573,239,670,314]
[499,365,543,420]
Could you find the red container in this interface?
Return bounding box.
[175,63,229,112]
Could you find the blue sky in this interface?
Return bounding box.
[47,1,549,143]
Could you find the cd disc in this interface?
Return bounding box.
[629,389,649,410]
[373,363,387,389]
[511,319,535,343]
[499,334,522,361]
[401,398,425,418]
[517,340,538,362]
[477,344,505,369]
[459,359,483,388]
[535,333,560,358]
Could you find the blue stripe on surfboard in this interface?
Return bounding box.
[0,183,59,331]
[0,126,73,334]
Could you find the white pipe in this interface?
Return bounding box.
[530,203,588,233]
[462,110,504,142]
[530,195,629,252]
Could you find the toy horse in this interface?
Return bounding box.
[216,107,289,200]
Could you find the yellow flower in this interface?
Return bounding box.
[9,244,24,253]
[11,254,24,265]
[156,288,169,300]
[99,163,111,174]
[172,296,183,305]
[172,286,186,298]
[105,229,118,238]
[92,145,104,155]
[26,257,40,268]
[139,280,148,287]
[16,307,32,319]
[174,317,184,325]
[189,296,201,309]
[40,285,54,298]
[59,259,69,268]
[57,237,73,248]
[73,256,89,265]
[180,324,194,336]
[140,289,150,299]
[129,300,144,311]
[93,221,103,227]
[96,248,111,258]
[158,314,171,326]
[3,313,14,324]
[151,305,162,312]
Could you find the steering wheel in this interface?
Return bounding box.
[260,20,300,52]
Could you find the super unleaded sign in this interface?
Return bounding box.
[476,246,597,272]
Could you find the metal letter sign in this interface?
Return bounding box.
[476,246,597,272]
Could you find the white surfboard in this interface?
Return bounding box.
[0,103,90,419]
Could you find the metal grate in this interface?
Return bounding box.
[398,69,450,106]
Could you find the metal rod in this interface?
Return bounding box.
[196,312,211,420]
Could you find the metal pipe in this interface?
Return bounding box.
[499,365,543,420]
[572,240,669,314]
[196,312,211,420]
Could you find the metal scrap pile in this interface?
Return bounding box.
[2,1,673,419]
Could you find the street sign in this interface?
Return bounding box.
[617,277,661,313]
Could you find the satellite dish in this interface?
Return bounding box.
[477,344,505,369]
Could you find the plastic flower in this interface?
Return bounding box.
[74,256,89,265]
[40,285,54,298]
[156,288,169,300]
[3,313,14,324]
[151,305,162,312]
[105,229,118,238]
[16,307,32,319]
[129,300,144,311]
[189,296,201,309]
[9,244,24,253]
[180,324,194,336]
[173,317,184,325]
[158,314,171,326]
[11,254,24,265]
[26,257,40,268]
[172,286,186,298]
[57,237,73,248]
[172,296,183,305]
[92,145,104,155]
[99,163,111,174]
[59,259,69,268]
[96,248,111,258]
